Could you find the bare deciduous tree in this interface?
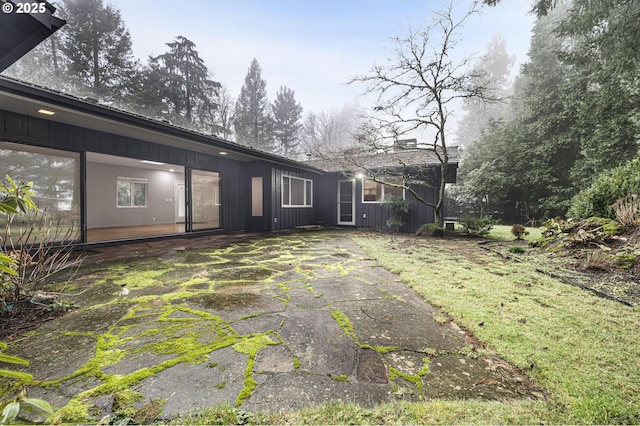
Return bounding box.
[347,1,494,226]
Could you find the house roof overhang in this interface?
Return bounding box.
[0,77,324,174]
[0,1,66,72]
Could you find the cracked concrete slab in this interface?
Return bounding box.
[5,231,542,421]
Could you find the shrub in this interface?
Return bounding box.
[511,224,529,240]
[459,216,496,237]
[508,245,527,254]
[382,195,412,232]
[580,249,611,271]
[415,223,444,237]
[568,158,640,220]
[613,195,640,230]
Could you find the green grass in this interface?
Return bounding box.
[350,233,640,424]
[488,224,542,241]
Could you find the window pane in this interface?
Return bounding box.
[291,178,304,206]
[117,181,131,206]
[282,177,290,205]
[192,169,220,230]
[305,180,312,206]
[132,182,147,206]
[385,184,404,199]
[363,180,382,202]
[0,142,81,242]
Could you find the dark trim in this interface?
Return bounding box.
[0,1,66,72]
[80,150,87,243]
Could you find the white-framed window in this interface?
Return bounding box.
[117,177,148,208]
[282,175,313,207]
[362,179,405,203]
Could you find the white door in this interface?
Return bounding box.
[338,180,355,225]
[175,180,185,223]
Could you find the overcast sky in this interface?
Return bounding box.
[107,0,536,115]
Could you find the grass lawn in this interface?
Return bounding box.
[488,224,543,241]
[341,232,639,425]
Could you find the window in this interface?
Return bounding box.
[282,175,313,207]
[362,179,405,203]
[117,178,147,207]
[0,141,80,241]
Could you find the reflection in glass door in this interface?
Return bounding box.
[338,180,355,225]
[191,169,220,230]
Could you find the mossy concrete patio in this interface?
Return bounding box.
[7,230,541,421]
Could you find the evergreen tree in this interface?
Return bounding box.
[556,0,640,187]
[234,58,274,152]
[272,86,303,158]
[139,36,220,130]
[456,34,515,148]
[457,5,578,220]
[58,0,138,100]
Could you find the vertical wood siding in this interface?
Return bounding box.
[270,167,317,230]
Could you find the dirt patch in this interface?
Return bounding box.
[482,240,639,306]
[0,299,71,341]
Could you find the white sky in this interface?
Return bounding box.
[107,0,535,115]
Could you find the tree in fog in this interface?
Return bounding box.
[456,34,515,148]
[272,86,303,158]
[140,36,220,129]
[3,34,67,91]
[209,85,235,140]
[58,0,138,100]
[348,2,492,226]
[234,58,274,152]
[458,0,640,220]
[300,103,363,158]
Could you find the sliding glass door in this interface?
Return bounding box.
[191,169,220,230]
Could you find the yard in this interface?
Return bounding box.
[1,228,638,425]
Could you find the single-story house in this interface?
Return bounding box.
[0,76,457,246]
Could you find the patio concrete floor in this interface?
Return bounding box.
[7,230,542,421]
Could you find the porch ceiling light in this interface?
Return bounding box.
[219,151,228,155]
[140,160,165,165]
[355,173,365,179]
[37,108,55,116]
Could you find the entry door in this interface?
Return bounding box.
[338,180,355,225]
[174,181,185,223]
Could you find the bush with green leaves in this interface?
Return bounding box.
[1,343,54,424]
[382,194,412,232]
[568,158,640,220]
[459,216,497,237]
[0,177,54,424]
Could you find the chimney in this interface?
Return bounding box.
[395,138,417,150]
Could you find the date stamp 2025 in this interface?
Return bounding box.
[2,1,47,14]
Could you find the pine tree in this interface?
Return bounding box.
[138,36,220,130]
[234,58,274,152]
[58,0,138,100]
[272,86,303,158]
